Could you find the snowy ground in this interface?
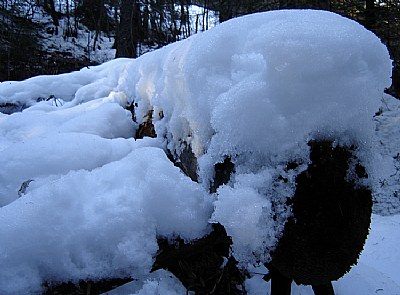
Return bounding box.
[0,9,399,295]
[108,213,400,295]
[30,4,218,65]
[245,214,400,295]
[31,5,116,65]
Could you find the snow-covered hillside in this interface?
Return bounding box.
[32,3,217,65]
[30,5,115,65]
[0,9,399,295]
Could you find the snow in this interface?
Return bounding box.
[0,145,212,294]
[0,58,130,105]
[0,9,399,294]
[32,5,116,65]
[40,16,116,64]
[245,215,400,295]
[211,167,295,264]
[106,270,188,295]
[373,93,400,214]
[187,4,219,33]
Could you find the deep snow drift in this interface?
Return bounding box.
[0,9,398,294]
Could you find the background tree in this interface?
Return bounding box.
[115,0,140,58]
[0,1,41,81]
[41,0,59,26]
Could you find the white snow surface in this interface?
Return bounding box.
[245,214,400,295]
[32,4,116,65]
[0,9,398,294]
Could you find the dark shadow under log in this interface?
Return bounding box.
[42,278,133,295]
[0,102,28,114]
[269,141,373,286]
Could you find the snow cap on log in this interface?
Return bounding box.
[123,9,391,170]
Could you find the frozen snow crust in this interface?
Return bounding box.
[0,9,393,294]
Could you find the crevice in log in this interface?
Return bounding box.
[125,101,137,123]
[210,157,235,193]
[165,143,199,182]
[158,149,244,293]
[135,109,157,139]
[178,144,199,182]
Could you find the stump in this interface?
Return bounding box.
[268,140,372,290]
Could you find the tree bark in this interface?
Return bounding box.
[365,0,376,29]
[43,0,59,27]
[115,0,139,58]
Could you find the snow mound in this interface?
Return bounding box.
[0,9,394,294]
[0,147,212,294]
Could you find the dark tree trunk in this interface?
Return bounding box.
[218,0,234,22]
[43,0,59,27]
[365,0,376,29]
[115,0,140,58]
[316,0,330,10]
[280,0,330,9]
[391,63,400,99]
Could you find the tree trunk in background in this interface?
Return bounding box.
[218,0,233,22]
[390,63,400,98]
[43,0,59,27]
[365,0,376,29]
[92,0,105,50]
[115,0,139,58]
[316,0,330,10]
[280,0,330,9]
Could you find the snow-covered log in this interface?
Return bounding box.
[129,10,388,294]
[0,9,394,295]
